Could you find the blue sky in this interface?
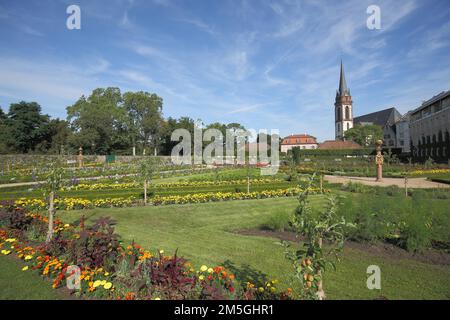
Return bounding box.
[0,0,449,142]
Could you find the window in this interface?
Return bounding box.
[345,106,350,120]
[347,123,350,130]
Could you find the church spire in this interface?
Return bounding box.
[338,60,349,96]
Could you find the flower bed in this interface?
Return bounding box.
[11,188,328,211]
[152,188,327,205]
[61,178,285,191]
[13,197,136,211]
[0,206,293,300]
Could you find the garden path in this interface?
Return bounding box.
[324,175,450,189]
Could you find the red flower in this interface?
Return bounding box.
[229,286,235,293]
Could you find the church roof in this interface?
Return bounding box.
[337,61,350,97]
[354,107,401,127]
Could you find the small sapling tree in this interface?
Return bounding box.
[281,174,354,300]
[139,157,160,206]
[44,161,64,243]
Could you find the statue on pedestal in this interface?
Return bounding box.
[375,140,383,182]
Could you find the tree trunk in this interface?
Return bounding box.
[316,237,326,300]
[144,180,148,206]
[46,191,55,243]
[247,176,250,193]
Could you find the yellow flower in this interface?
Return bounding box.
[104,272,109,276]
[1,250,11,255]
[100,280,107,286]
[103,282,113,290]
[24,255,33,260]
[159,250,164,254]
[93,280,102,288]
[64,224,70,228]
[22,266,29,271]
[154,297,161,300]
[207,268,214,273]
[258,287,264,292]
[200,265,208,272]
[199,275,205,280]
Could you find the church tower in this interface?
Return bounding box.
[335,61,353,140]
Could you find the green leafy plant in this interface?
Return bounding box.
[43,161,64,243]
[281,174,354,300]
[139,157,160,205]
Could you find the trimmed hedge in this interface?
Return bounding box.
[298,148,374,157]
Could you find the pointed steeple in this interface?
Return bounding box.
[338,60,349,96]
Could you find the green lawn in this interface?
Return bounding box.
[60,196,450,300]
[0,256,62,300]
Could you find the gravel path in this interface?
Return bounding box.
[324,175,450,189]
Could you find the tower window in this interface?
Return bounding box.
[345,106,350,120]
[347,123,350,130]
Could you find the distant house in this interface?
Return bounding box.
[318,140,362,150]
[281,134,318,153]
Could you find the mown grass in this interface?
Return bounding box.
[60,196,450,300]
[0,256,62,300]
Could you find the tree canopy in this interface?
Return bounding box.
[0,87,246,156]
[344,124,383,147]
[5,101,50,153]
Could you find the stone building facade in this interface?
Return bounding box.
[410,90,450,162]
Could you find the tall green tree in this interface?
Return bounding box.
[47,119,72,154]
[344,124,383,147]
[67,88,127,154]
[0,107,8,153]
[123,91,163,155]
[6,101,50,153]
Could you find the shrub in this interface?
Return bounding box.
[122,252,197,300]
[68,217,120,270]
[0,205,32,231]
[44,233,69,257]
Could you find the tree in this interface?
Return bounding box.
[123,91,163,155]
[344,124,382,147]
[47,119,72,154]
[0,107,6,121]
[6,101,50,153]
[0,107,9,153]
[67,88,127,154]
[139,157,160,205]
[44,161,65,243]
[281,175,353,299]
[291,147,301,165]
